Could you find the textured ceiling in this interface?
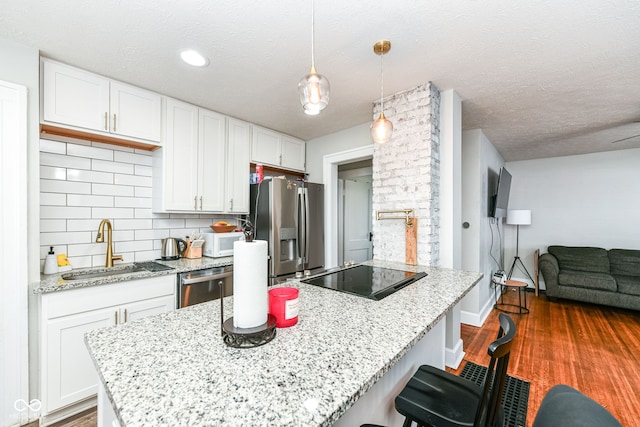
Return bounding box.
[1,0,639,161]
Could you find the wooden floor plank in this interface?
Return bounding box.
[452,290,640,427]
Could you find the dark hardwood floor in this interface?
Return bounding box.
[450,289,640,427]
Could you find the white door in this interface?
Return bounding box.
[227,118,251,213]
[343,179,373,263]
[280,136,305,171]
[0,80,29,425]
[110,81,161,142]
[198,109,226,212]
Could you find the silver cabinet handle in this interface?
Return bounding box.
[115,310,118,325]
[229,198,233,211]
[113,113,117,132]
[194,196,198,210]
[200,196,203,210]
[124,308,128,323]
[104,112,108,131]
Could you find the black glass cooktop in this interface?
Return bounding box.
[301,265,427,300]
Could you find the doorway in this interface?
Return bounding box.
[322,145,374,268]
[338,161,373,265]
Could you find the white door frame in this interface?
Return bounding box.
[1,80,30,425]
[322,145,374,269]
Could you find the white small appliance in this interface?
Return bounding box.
[203,232,245,258]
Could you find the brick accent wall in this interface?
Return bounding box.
[372,83,441,266]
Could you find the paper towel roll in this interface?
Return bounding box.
[233,240,268,328]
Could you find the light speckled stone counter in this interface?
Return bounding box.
[34,256,233,293]
[85,260,481,426]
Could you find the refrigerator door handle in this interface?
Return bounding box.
[296,188,304,265]
[303,188,310,264]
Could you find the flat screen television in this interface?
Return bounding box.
[490,167,512,218]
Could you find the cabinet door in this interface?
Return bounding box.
[45,307,117,412]
[122,295,175,323]
[198,109,226,212]
[110,81,161,142]
[163,98,200,210]
[251,125,281,167]
[281,136,306,171]
[42,60,109,132]
[227,118,251,213]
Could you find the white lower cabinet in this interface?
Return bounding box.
[40,276,175,419]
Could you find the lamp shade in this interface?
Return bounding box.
[506,209,531,225]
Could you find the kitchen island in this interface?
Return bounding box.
[85,260,481,426]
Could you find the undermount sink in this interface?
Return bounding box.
[61,265,145,281]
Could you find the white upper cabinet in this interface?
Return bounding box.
[42,59,161,143]
[227,118,251,213]
[251,125,306,171]
[153,98,248,214]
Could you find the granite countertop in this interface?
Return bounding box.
[85,260,482,427]
[35,256,234,294]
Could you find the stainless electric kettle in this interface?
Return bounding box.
[161,237,187,260]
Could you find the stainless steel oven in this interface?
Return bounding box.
[177,266,233,308]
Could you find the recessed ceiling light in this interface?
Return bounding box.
[180,49,209,67]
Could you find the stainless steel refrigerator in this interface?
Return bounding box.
[250,178,324,278]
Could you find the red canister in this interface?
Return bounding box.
[256,164,264,183]
[268,287,299,328]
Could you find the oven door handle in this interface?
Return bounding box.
[181,271,232,285]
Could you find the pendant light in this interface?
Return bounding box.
[371,40,393,143]
[298,0,330,115]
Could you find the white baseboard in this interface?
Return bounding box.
[445,338,465,369]
[460,295,494,327]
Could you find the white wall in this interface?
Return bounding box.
[461,129,505,326]
[0,36,40,426]
[505,148,640,289]
[305,123,372,183]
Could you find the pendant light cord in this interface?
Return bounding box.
[379,53,384,112]
[311,0,316,69]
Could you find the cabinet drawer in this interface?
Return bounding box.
[43,275,175,319]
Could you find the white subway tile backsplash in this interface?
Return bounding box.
[91,207,135,219]
[135,228,170,240]
[67,143,113,161]
[92,183,134,197]
[135,186,152,198]
[41,231,92,246]
[134,208,154,219]
[134,165,152,176]
[40,138,232,267]
[67,169,114,184]
[115,196,151,208]
[92,159,134,175]
[40,139,67,154]
[41,152,91,170]
[114,173,152,187]
[110,230,135,242]
[40,166,66,180]
[114,240,153,253]
[40,219,67,233]
[41,206,91,219]
[67,219,101,232]
[114,151,152,166]
[153,218,186,229]
[115,219,153,230]
[68,194,114,207]
[40,193,67,206]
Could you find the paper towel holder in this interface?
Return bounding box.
[218,281,276,348]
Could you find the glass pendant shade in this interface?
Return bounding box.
[371,112,393,143]
[299,66,330,115]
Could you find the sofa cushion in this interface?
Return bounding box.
[614,275,640,296]
[548,246,609,273]
[609,249,640,276]
[558,270,617,292]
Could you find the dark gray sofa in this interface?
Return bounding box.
[538,246,640,310]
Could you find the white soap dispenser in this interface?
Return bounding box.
[44,246,58,275]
